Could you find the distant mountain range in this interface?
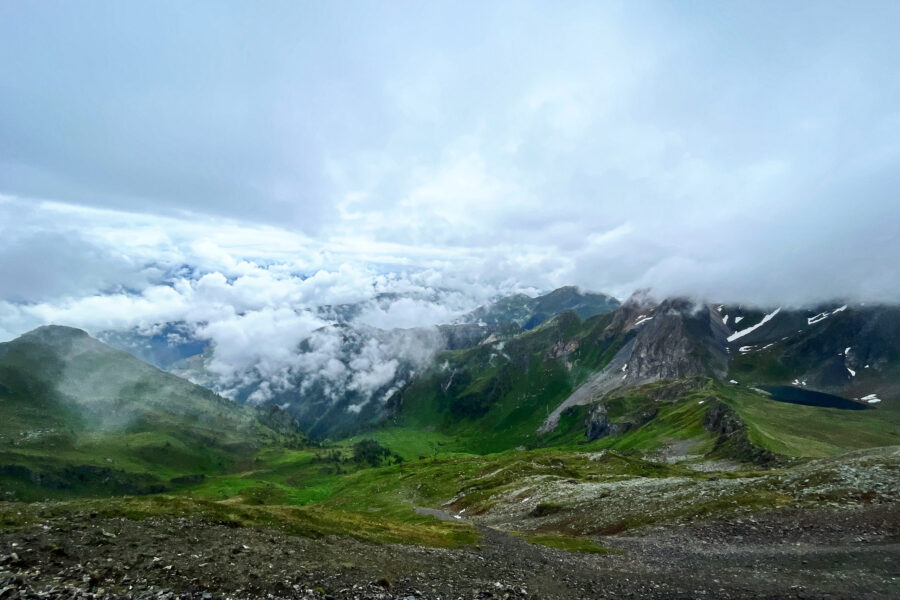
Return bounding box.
[6,286,899,448]
[92,286,899,441]
[94,287,621,438]
[379,291,900,454]
[2,285,899,499]
[464,285,621,329]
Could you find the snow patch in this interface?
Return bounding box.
[722,314,729,325]
[728,380,739,384]
[634,316,654,326]
[728,308,781,342]
[847,367,856,377]
[807,305,848,326]
[861,394,881,404]
[734,316,744,324]
[807,312,829,325]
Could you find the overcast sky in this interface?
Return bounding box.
[2,0,899,345]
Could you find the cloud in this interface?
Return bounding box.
[0,231,151,303]
[355,297,465,330]
[0,2,899,408]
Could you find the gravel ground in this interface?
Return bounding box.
[0,502,897,599]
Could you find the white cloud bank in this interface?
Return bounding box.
[1,3,899,411]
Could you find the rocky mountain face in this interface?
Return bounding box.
[539,296,730,432]
[722,303,900,403]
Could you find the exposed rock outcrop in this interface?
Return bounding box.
[585,403,658,441]
[540,296,730,433]
[703,400,784,467]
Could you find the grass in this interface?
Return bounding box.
[339,427,472,461]
[0,494,478,548]
[0,329,309,500]
[715,382,900,457]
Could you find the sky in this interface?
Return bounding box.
[1,1,899,361]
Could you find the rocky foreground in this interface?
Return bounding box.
[0,502,897,600]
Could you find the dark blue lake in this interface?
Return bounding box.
[760,386,870,410]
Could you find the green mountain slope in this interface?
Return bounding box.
[381,310,629,453]
[367,298,900,462]
[0,326,306,500]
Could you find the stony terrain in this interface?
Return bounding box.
[461,447,900,537]
[1,498,897,600]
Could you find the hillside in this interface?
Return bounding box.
[0,326,306,500]
[723,303,900,402]
[95,286,616,440]
[368,295,899,461]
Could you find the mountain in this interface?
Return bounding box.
[375,292,900,459]
[97,322,208,371]
[539,296,730,432]
[0,326,306,500]
[3,298,898,599]
[94,287,613,440]
[382,295,736,451]
[83,288,900,448]
[721,303,900,403]
[465,285,620,329]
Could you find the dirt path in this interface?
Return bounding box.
[1,503,897,599]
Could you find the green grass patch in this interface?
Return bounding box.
[718,383,900,457]
[0,494,479,548]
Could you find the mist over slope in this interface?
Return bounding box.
[0,325,305,498]
[95,287,619,438]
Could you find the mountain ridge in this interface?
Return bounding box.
[0,325,307,499]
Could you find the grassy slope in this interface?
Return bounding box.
[351,374,900,470]
[0,327,305,500]
[2,385,897,548]
[377,311,629,454]
[720,384,900,457]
